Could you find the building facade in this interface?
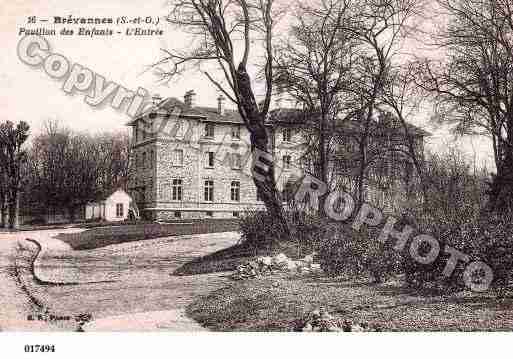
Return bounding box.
[127,91,304,220]
[127,91,429,220]
[85,189,135,222]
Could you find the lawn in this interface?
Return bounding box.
[174,235,310,275]
[57,219,240,250]
[187,274,513,331]
[174,239,286,275]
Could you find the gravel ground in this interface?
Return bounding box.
[0,234,67,331]
[0,229,241,331]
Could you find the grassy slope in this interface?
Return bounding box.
[57,219,240,250]
[187,275,513,331]
[174,238,305,275]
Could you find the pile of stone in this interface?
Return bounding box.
[293,308,382,332]
[230,252,322,280]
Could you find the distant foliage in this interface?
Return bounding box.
[26,121,131,220]
[396,150,513,292]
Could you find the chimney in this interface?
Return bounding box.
[184,90,196,108]
[152,94,162,107]
[217,94,226,115]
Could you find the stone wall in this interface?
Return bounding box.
[129,116,274,219]
[128,111,424,219]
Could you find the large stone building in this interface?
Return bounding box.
[127,90,429,220]
[127,90,304,220]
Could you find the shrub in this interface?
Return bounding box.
[240,209,401,282]
[383,148,513,293]
[288,209,328,257]
[399,205,513,293]
[239,209,327,258]
[446,211,513,293]
[239,211,287,250]
[318,223,402,283]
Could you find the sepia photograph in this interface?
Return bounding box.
[1,0,513,356]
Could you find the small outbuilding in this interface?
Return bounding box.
[85,189,138,222]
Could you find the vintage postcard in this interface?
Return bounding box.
[1,0,512,356]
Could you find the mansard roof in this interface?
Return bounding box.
[268,108,431,137]
[126,97,244,126]
[126,96,430,137]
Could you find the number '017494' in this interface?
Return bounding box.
[24,345,56,353]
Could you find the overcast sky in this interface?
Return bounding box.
[0,0,496,171]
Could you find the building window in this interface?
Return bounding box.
[232,153,241,169]
[142,152,147,169]
[205,123,215,138]
[160,182,170,199]
[231,181,240,202]
[174,211,181,218]
[204,180,214,201]
[172,179,183,201]
[233,211,239,217]
[231,125,240,139]
[283,128,292,142]
[116,203,124,218]
[283,155,291,169]
[206,211,213,217]
[150,150,154,168]
[173,149,183,166]
[206,151,215,168]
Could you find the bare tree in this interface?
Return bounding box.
[418,0,513,212]
[273,0,359,214]
[94,132,132,196]
[29,124,95,221]
[381,63,430,204]
[272,0,423,211]
[158,0,290,235]
[341,0,423,206]
[28,122,132,223]
[0,150,6,228]
[0,120,30,229]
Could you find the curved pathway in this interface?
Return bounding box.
[0,232,73,331]
[2,229,240,331]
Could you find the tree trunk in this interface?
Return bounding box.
[0,193,5,228]
[69,205,76,223]
[8,197,16,229]
[236,63,290,239]
[318,112,329,217]
[251,127,291,239]
[490,146,513,213]
[14,192,20,229]
[6,190,20,229]
[356,133,367,208]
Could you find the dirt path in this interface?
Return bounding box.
[2,230,240,331]
[0,234,65,331]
